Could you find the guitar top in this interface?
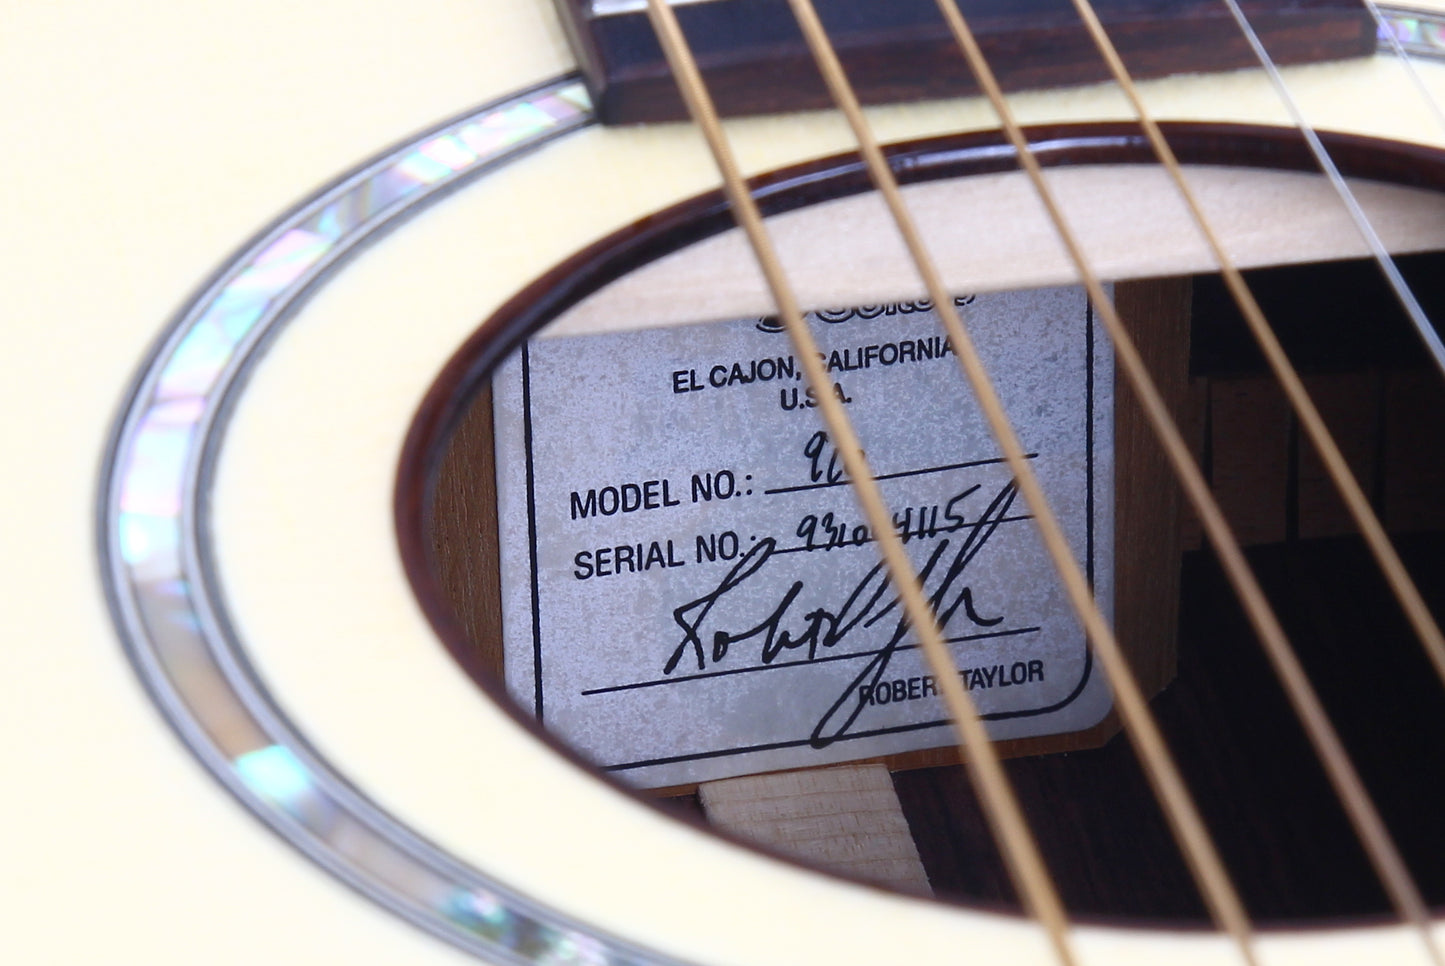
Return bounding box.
[4,1,1445,964]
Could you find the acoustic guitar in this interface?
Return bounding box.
[4,1,1444,964]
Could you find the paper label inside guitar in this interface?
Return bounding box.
[493,285,1115,788]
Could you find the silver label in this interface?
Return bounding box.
[493,286,1114,788]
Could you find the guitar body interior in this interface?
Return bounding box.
[5,1,1445,963]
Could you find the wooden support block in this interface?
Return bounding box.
[698,763,932,896]
[1297,371,1378,540]
[1211,374,1291,547]
[429,387,506,682]
[1113,277,1191,697]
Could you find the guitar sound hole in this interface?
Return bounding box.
[414,249,1445,926]
[395,122,1445,929]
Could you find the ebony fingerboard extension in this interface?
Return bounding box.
[555,0,1377,124]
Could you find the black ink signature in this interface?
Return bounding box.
[663,480,1020,747]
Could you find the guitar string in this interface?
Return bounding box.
[783,0,1257,961]
[1369,2,1445,133]
[1226,0,1445,384]
[1058,2,1443,961]
[640,2,1081,964]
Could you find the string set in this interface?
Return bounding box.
[640,1,1445,964]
